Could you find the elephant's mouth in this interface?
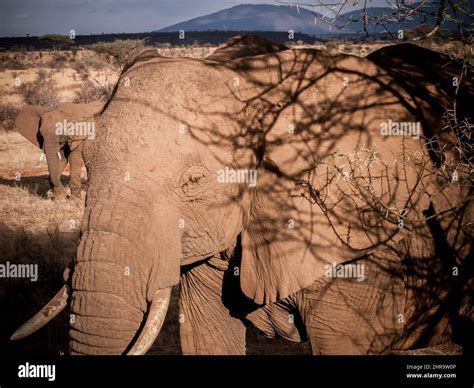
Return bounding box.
[10,284,172,355]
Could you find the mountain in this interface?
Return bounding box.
[159,4,332,35]
[159,3,454,36]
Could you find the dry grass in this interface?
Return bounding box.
[0,183,83,356]
[0,56,26,70]
[0,184,84,233]
[0,127,85,355]
[0,51,119,107]
[0,129,46,168]
[0,129,83,246]
[17,70,60,109]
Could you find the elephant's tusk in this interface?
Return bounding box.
[126,287,172,355]
[11,285,69,341]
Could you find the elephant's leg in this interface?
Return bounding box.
[179,258,246,355]
[299,253,406,355]
[67,144,84,198]
[46,147,68,199]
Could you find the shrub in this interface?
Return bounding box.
[18,70,60,109]
[38,34,71,51]
[81,54,109,70]
[49,53,68,68]
[343,44,354,53]
[0,57,26,70]
[71,61,89,80]
[325,41,337,50]
[0,103,21,130]
[73,79,113,103]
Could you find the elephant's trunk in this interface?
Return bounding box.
[69,186,181,355]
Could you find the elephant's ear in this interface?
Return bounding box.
[239,157,392,305]
[14,105,48,148]
[240,161,348,305]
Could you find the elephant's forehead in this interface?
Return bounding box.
[123,56,242,96]
[105,58,247,164]
[117,58,244,120]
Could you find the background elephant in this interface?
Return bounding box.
[12,44,471,355]
[14,101,103,199]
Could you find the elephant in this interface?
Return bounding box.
[367,43,474,158]
[367,43,473,122]
[14,101,104,199]
[207,34,288,62]
[11,44,471,355]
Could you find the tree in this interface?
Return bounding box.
[275,0,472,39]
[38,34,71,51]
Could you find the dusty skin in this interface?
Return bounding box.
[7,35,473,355]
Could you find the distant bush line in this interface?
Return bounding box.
[0,30,406,51]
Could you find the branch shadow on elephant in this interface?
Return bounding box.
[91,46,472,354]
[181,47,473,353]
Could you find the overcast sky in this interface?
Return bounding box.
[0,0,390,37]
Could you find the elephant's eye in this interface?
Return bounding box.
[180,166,210,197]
[188,174,203,184]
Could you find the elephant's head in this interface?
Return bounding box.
[38,100,104,147]
[12,48,468,354]
[15,101,103,149]
[207,34,288,62]
[14,105,49,148]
